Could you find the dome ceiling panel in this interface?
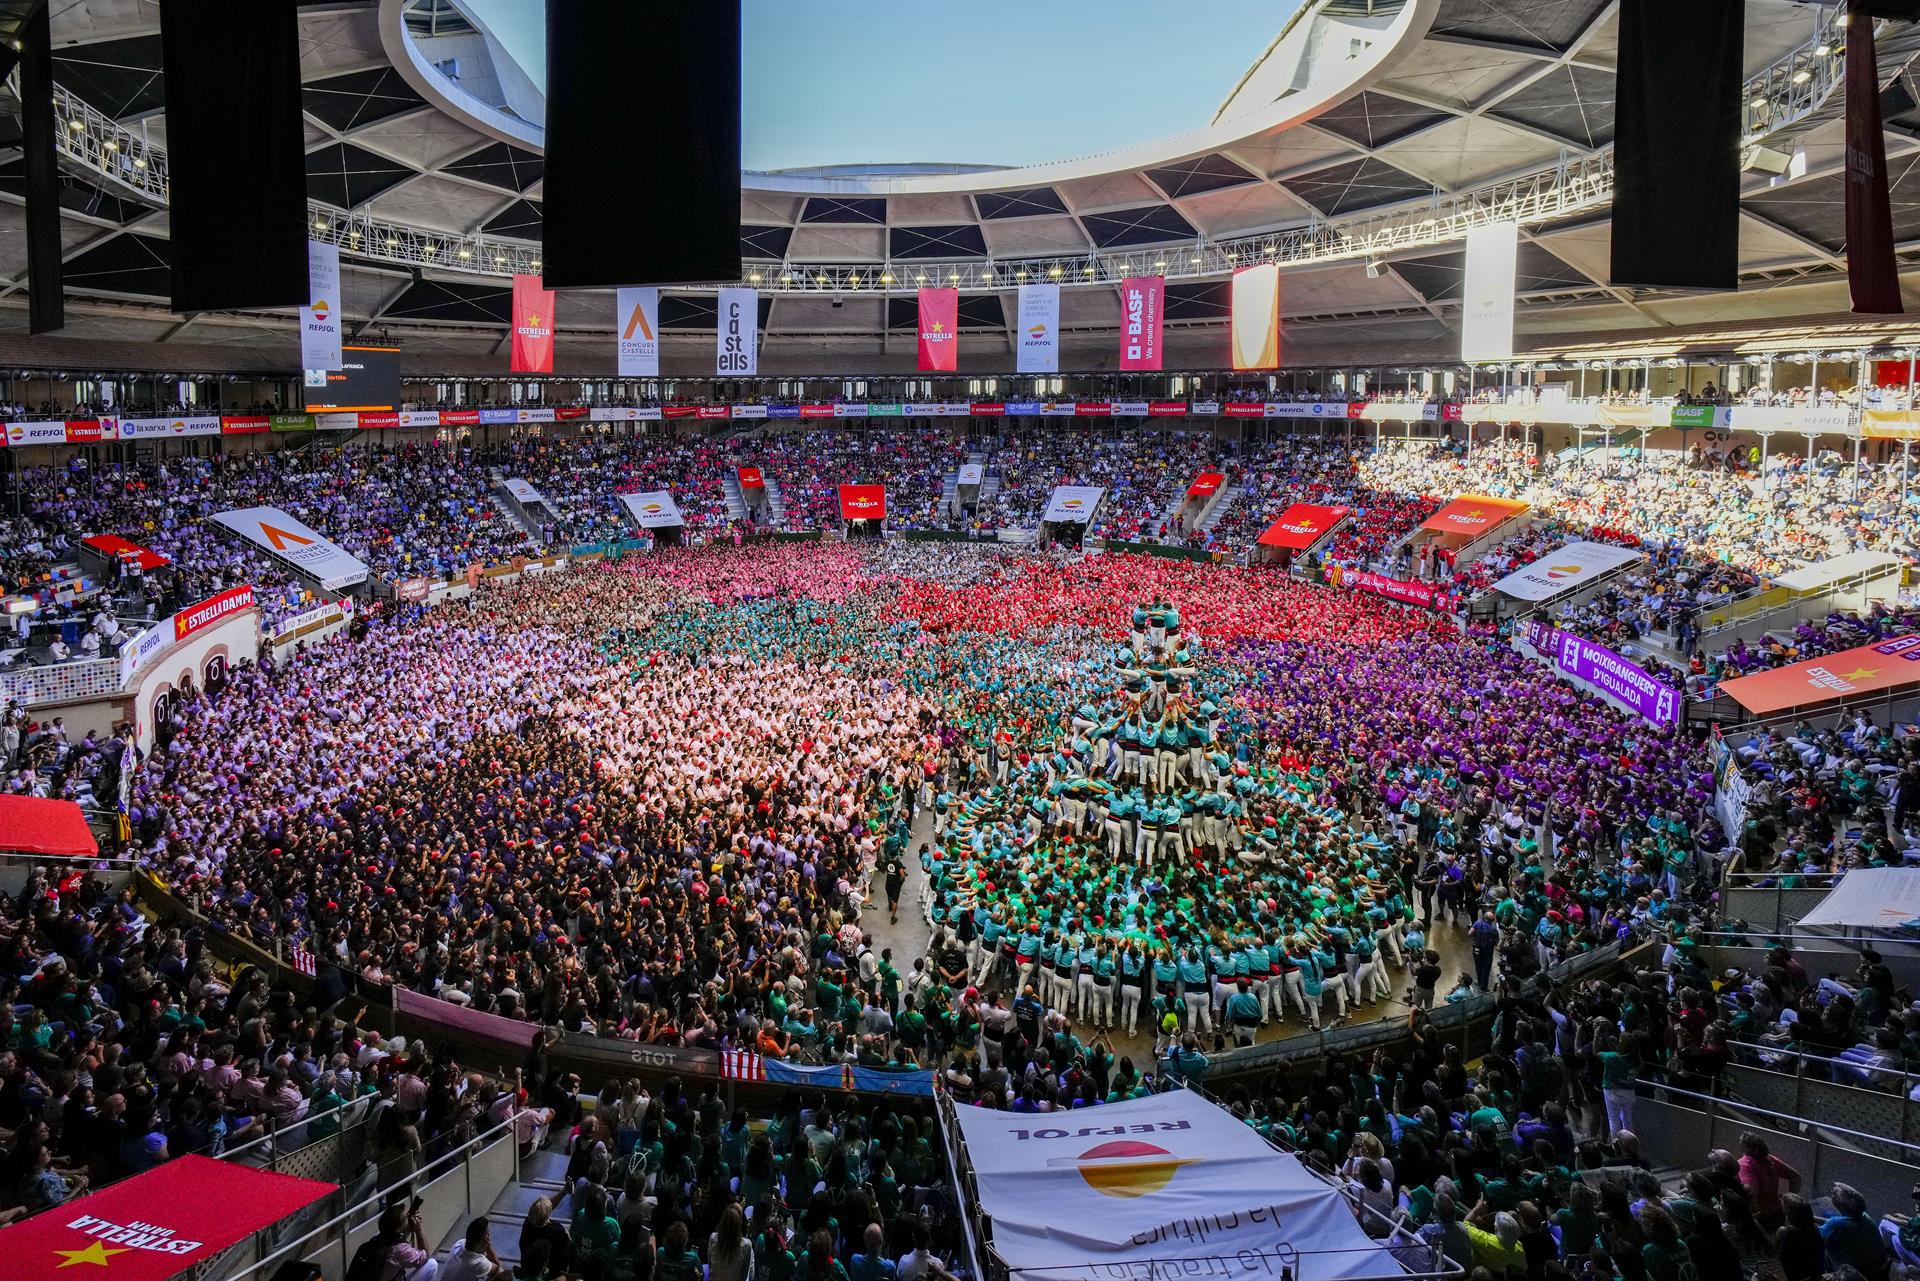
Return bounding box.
[979,217,1089,257]
[1054,172,1161,213]
[380,278,511,325]
[1079,204,1197,249]
[740,224,795,259]
[63,232,171,298]
[1174,183,1313,237]
[888,194,979,223]
[362,174,486,232]
[347,106,494,170]
[1427,0,1612,55]
[1487,64,1616,150]
[1375,40,1543,112]
[766,296,885,332]
[303,66,428,132]
[800,197,886,224]
[1310,91,1451,151]
[52,34,163,120]
[1140,152,1260,198]
[439,141,544,192]
[1377,114,1564,191]
[306,141,415,208]
[973,188,1070,219]
[888,224,989,259]
[1280,156,1433,217]
[786,225,887,261]
[1281,262,1419,315]
[296,6,390,77]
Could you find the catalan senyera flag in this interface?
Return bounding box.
[1230,263,1281,371]
[917,287,959,372]
[511,273,556,373]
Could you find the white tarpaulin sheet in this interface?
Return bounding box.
[1796,868,1920,931]
[502,478,548,507]
[1493,540,1644,602]
[211,506,367,590]
[1043,485,1104,524]
[951,1091,1400,1281]
[619,490,685,529]
[956,463,985,486]
[1771,551,1904,594]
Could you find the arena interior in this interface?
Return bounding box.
[5,0,1920,1279]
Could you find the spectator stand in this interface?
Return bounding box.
[1687,551,1907,664]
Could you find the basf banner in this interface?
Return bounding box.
[1118,275,1164,371]
[619,490,685,529]
[950,1092,1393,1281]
[917,287,958,372]
[717,287,758,375]
[510,274,555,374]
[1016,283,1059,374]
[1042,485,1104,524]
[300,239,342,372]
[1492,539,1644,602]
[211,506,368,590]
[839,484,887,520]
[1230,263,1281,371]
[616,287,660,377]
[1461,222,1519,363]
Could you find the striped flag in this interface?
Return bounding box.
[721,1050,765,1082]
[290,947,317,978]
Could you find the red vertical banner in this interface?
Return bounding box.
[917,287,959,371]
[511,273,557,372]
[1118,275,1165,370]
[1847,0,1901,314]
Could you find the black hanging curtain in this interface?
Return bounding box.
[1610,0,1746,291]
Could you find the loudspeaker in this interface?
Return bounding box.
[543,1,742,289]
[1611,0,1746,291]
[159,0,308,313]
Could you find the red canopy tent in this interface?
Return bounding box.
[80,534,170,571]
[0,795,99,857]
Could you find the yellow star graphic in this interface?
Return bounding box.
[55,1242,130,1269]
[1841,666,1880,682]
[1461,509,1485,519]
[1297,519,1316,530]
[929,321,946,333]
[526,312,542,327]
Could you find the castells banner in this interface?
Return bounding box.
[949,1091,1393,1281]
[5,1155,333,1281]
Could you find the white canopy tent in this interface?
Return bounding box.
[949,1090,1423,1281]
[1795,868,1920,932]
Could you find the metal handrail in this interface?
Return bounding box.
[220,1109,525,1281]
[1649,1078,1920,1157]
[1726,1038,1920,1086]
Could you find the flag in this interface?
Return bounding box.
[1846,0,1902,314]
[721,1049,766,1081]
[917,287,959,372]
[1118,275,1164,370]
[616,287,661,375]
[300,239,341,372]
[1230,263,1281,371]
[1016,284,1059,373]
[290,946,317,977]
[510,274,556,373]
[716,287,758,375]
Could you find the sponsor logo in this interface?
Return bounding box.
[622,300,654,342]
[258,522,315,552]
[1047,1140,1199,1199]
[52,1212,206,1261]
[311,298,329,319]
[175,586,256,640]
[1028,323,1047,340]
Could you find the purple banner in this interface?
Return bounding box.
[1524,620,1679,728]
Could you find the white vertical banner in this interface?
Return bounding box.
[616,287,660,376]
[300,239,342,372]
[716,287,758,376]
[1461,222,1519,363]
[1016,283,1060,374]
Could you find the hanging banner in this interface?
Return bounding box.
[510,273,556,374]
[1461,222,1519,362]
[1846,0,1902,315]
[1523,620,1681,728]
[716,287,758,375]
[4,1155,334,1281]
[220,415,271,434]
[174,585,257,641]
[1118,275,1164,370]
[300,239,342,373]
[1186,472,1225,498]
[1016,283,1060,374]
[211,505,369,590]
[917,286,959,371]
[1258,503,1351,551]
[1042,485,1104,523]
[1491,540,1644,602]
[1230,263,1281,371]
[1149,401,1189,416]
[956,462,985,486]
[1113,401,1151,417]
[839,484,887,520]
[731,403,769,420]
[619,490,685,528]
[969,402,1006,416]
[117,416,220,439]
[616,286,661,376]
[1345,570,1453,612]
[736,466,765,490]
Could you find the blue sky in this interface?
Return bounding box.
[741,0,1300,171]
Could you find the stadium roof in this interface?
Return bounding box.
[9,0,1920,373]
